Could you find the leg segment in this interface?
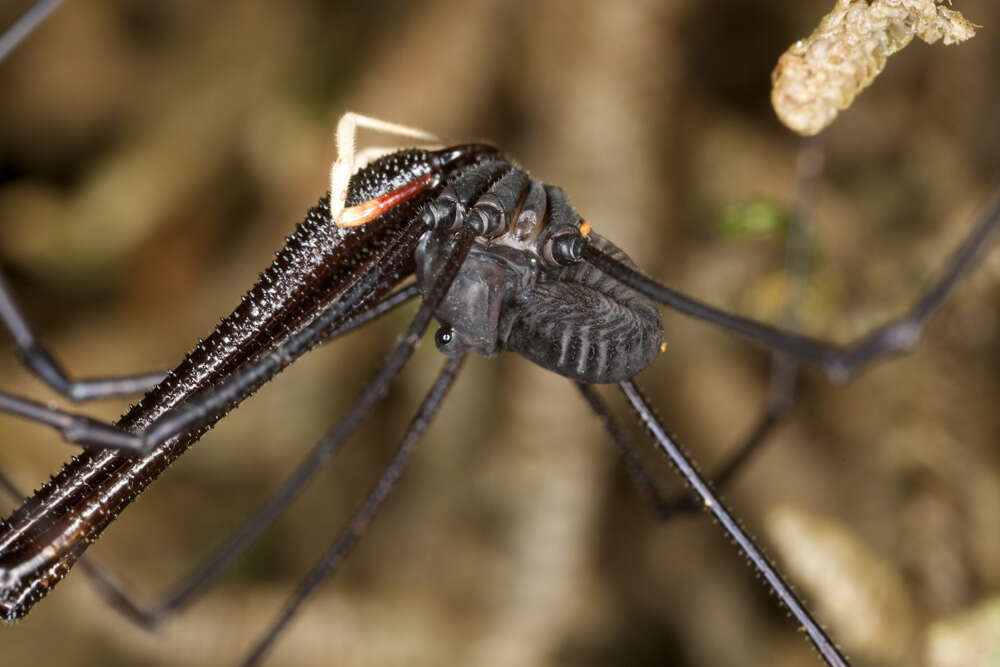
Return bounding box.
[581,194,1000,381]
[0,0,63,64]
[576,368,791,521]
[1,271,165,401]
[2,212,466,455]
[0,280,423,630]
[0,283,420,629]
[133,282,440,626]
[0,282,421,453]
[618,379,849,667]
[241,352,466,666]
[135,222,473,457]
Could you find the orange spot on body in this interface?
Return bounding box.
[579,220,592,238]
[335,173,434,228]
[660,341,668,353]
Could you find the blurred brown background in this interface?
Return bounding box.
[1,1,998,665]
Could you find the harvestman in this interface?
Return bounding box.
[2,8,1000,666]
[3,109,999,664]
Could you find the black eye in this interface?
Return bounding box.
[434,325,459,355]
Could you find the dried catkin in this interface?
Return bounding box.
[771,0,978,136]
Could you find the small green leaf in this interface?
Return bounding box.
[718,199,789,238]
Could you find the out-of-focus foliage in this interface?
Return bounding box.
[718,199,789,237]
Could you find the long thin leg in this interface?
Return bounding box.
[242,351,466,666]
[619,379,849,667]
[0,271,166,401]
[650,137,820,513]
[0,0,62,63]
[0,282,422,452]
[582,193,1000,381]
[577,379,789,520]
[575,382,676,517]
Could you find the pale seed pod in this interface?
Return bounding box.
[772,0,978,136]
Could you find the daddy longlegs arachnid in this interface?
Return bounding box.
[1,2,1000,664]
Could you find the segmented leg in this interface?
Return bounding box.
[0,0,62,63]
[139,225,473,634]
[329,112,439,222]
[0,283,421,452]
[619,379,849,667]
[0,468,152,627]
[242,352,466,666]
[575,360,793,521]
[122,278,439,626]
[581,192,1000,381]
[0,271,166,401]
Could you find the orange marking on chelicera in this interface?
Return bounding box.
[579,220,592,238]
[335,173,434,228]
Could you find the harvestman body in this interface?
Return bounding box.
[330,116,663,382]
[3,109,999,666]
